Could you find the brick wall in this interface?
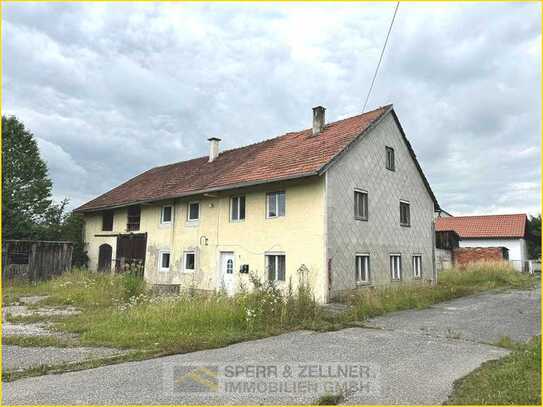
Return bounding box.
[453,247,508,266]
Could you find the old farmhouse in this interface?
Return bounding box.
[75,105,440,302]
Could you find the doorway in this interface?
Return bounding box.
[220,252,235,296]
[97,244,112,272]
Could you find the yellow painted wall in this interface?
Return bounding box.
[83,176,328,301]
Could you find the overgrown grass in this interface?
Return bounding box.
[3,268,145,307]
[341,261,534,322]
[446,336,541,405]
[2,261,535,356]
[55,275,324,353]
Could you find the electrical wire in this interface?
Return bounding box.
[362,2,400,113]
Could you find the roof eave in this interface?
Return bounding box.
[74,171,320,213]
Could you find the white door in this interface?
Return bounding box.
[220,252,235,296]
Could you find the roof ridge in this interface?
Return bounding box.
[151,105,391,171]
[445,213,527,219]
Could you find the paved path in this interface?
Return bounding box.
[3,287,540,405]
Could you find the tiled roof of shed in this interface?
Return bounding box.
[435,214,527,238]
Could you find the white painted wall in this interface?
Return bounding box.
[459,238,527,270]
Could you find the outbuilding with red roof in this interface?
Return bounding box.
[435,214,528,270]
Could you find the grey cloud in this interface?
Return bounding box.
[3,2,540,215]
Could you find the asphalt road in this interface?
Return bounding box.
[3,287,540,405]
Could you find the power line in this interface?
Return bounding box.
[362,2,400,113]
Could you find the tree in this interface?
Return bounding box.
[2,116,88,267]
[2,116,53,239]
[526,214,541,260]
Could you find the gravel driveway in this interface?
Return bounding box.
[3,287,540,405]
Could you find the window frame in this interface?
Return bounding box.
[183,251,196,273]
[126,205,141,232]
[230,195,246,222]
[187,201,200,222]
[158,250,171,273]
[355,254,371,284]
[413,255,422,279]
[266,253,286,282]
[102,210,114,232]
[400,200,411,227]
[386,146,395,171]
[354,189,369,221]
[390,254,402,281]
[160,205,173,225]
[266,191,286,219]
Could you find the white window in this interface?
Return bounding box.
[354,190,368,220]
[184,251,195,272]
[390,254,401,281]
[231,196,246,221]
[266,254,285,281]
[160,205,173,224]
[413,255,422,278]
[355,254,370,283]
[159,250,171,272]
[266,192,285,218]
[187,201,199,221]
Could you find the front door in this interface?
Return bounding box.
[220,252,235,296]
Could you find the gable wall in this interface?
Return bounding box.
[325,112,435,296]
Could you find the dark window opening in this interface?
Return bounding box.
[161,206,172,223]
[127,205,141,231]
[184,252,195,270]
[354,190,368,220]
[102,210,114,231]
[400,201,410,227]
[386,146,395,171]
[161,252,170,269]
[188,202,200,221]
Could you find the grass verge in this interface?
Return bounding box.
[2,262,535,361]
[338,261,534,321]
[446,336,541,405]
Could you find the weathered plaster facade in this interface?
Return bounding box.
[83,109,438,303]
[84,177,329,301]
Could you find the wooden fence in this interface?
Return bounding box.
[2,240,73,282]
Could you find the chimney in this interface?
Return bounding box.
[208,137,221,162]
[312,106,326,136]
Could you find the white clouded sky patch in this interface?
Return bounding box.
[3,2,541,215]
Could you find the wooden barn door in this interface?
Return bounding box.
[97,244,113,272]
[115,233,147,274]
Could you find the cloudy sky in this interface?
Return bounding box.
[3,2,541,215]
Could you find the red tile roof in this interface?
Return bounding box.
[76,105,437,212]
[435,214,527,238]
